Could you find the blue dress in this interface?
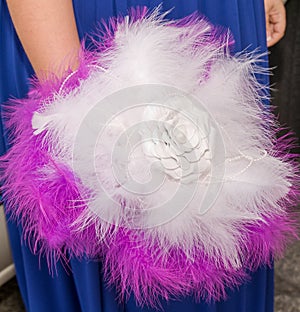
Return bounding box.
[0,1,273,311]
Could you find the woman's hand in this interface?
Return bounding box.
[264,0,286,47]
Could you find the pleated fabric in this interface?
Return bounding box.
[0,0,273,311]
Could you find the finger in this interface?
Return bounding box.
[267,20,285,47]
[272,14,286,36]
[267,32,282,47]
[267,2,286,47]
[265,11,272,44]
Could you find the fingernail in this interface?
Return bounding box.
[267,36,272,42]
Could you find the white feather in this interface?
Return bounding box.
[31,12,293,267]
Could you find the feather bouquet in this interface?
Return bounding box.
[1,6,299,307]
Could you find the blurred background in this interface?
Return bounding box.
[0,0,299,311]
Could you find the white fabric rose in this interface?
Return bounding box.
[140,103,213,184]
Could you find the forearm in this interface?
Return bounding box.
[7,0,81,79]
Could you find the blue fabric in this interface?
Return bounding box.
[0,0,273,311]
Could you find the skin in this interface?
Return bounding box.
[264,0,286,47]
[7,0,286,79]
[6,0,81,80]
